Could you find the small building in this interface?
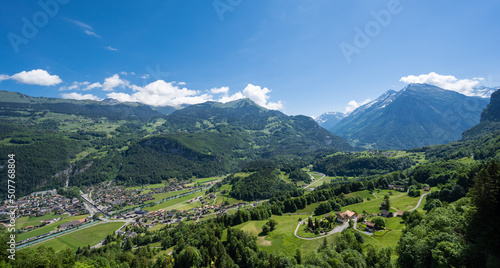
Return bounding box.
[423,187,430,191]
[380,210,393,218]
[396,211,404,217]
[336,210,356,223]
[365,221,375,232]
[134,210,149,215]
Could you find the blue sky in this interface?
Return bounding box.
[1,0,500,116]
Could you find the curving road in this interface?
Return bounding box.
[304,173,326,189]
[408,192,429,211]
[294,216,349,240]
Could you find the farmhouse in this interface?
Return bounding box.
[336,210,356,223]
[380,210,394,217]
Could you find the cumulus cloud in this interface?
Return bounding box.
[102,74,129,91]
[61,92,101,101]
[400,72,486,97]
[210,87,229,94]
[107,80,212,107]
[10,69,62,86]
[345,99,371,114]
[85,82,102,90]
[218,92,245,103]
[217,84,283,110]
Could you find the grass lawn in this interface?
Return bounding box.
[32,222,124,252]
[16,213,69,230]
[185,176,223,187]
[361,216,406,257]
[17,214,89,241]
[342,189,422,214]
[346,190,377,201]
[149,224,166,231]
[145,189,192,204]
[143,190,207,212]
[125,181,170,191]
[232,214,329,257]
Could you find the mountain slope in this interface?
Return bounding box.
[315,112,346,130]
[330,83,489,150]
[161,98,352,152]
[73,99,353,185]
[463,88,500,140]
[0,90,163,120]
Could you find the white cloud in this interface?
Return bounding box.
[210,87,229,94]
[216,84,284,110]
[65,18,101,39]
[345,99,371,114]
[61,92,101,101]
[178,82,186,85]
[140,74,150,79]
[84,30,101,38]
[85,82,102,90]
[0,74,10,82]
[10,69,62,86]
[107,80,213,107]
[218,92,245,103]
[65,18,92,29]
[400,72,485,97]
[242,84,283,110]
[105,46,118,51]
[102,74,128,91]
[59,81,89,91]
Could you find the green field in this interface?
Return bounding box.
[16,213,69,230]
[233,214,326,257]
[233,187,432,258]
[125,181,170,191]
[185,177,223,187]
[32,222,124,252]
[144,189,193,205]
[17,214,89,241]
[143,190,207,212]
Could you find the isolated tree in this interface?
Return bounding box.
[384,195,391,210]
[373,217,386,229]
[261,224,270,235]
[267,219,278,231]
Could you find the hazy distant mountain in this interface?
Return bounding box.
[0,90,163,120]
[315,112,347,130]
[463,88,500,140]
[330,83,489,150]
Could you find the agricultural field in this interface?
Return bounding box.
[32,222,124,252]
[17,214,89,242]
[143,190,208,212]
[16,212,69,230]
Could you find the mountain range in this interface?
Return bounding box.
[317,83,492,150]
[0,92,351,196]
[315,112,346,130]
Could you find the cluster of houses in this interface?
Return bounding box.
[332,208,408,233]
[0,189,86,221]
[83,181,212,213]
